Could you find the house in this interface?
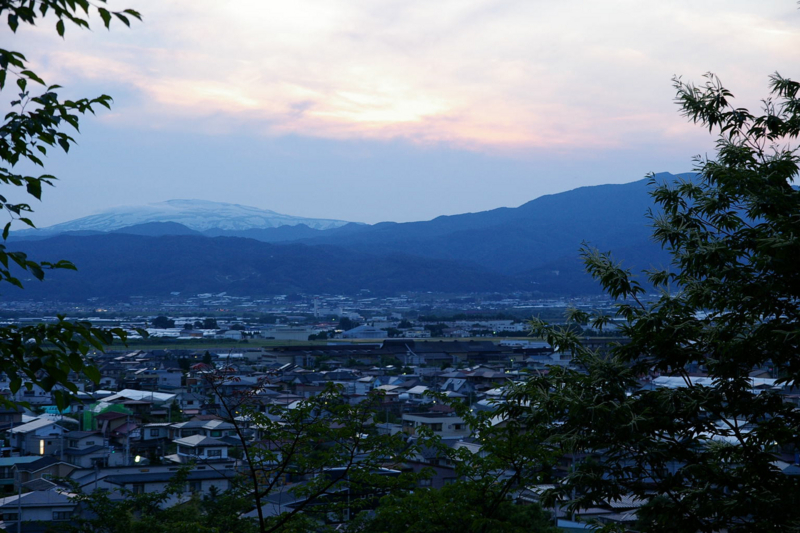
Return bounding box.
[177,392,206,415]
[0,457,40,494]
[141,423,171,442]
[92,411,132,446]
[7,419,67,456]
[354,376,376,395]
[341,326,389,340]
[101,389,177,406]
[0,489,77,532]
[403,385,431,404]
[402,413,468,438]
[132,369,182,390]
[170,435,229,462]
[0,382,53,406]
[243,467,401,524]
[219,329,244,340]
[13,457,77,492]
[62,431,120,468]
[170,419,235,439]
[75,464,239,506]
[441,377,475,396]
[0,406,23,432]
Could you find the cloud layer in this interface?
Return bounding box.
[19,0,800,152]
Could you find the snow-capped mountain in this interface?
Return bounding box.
[28,199,353,234]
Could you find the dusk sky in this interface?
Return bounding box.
[10,0,800,227]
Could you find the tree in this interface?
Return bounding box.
[355,395,559,533]
[205,372,419,533]
[202,318,218,330]
[424,323,447,337]
[353,482,558,533]
[152,315,175,329]
[508,73,800,532]
[63,467,258,533]
[337,317,359,331]
[0,1,140,409]
[385,327,402,338]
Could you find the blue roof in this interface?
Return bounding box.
[0,456,41,467]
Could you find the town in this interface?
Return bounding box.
[0,301,794,531]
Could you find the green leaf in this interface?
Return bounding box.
[27,262,44,281]
[113,12,130,27]
[68,353,84,371]
[57,137,70,153]
[25,178,42,199]
[98,8,111,28]
[20,69,45,85]
[56,19,65,37]
[84,365,101,383]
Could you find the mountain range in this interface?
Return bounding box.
[6,173,692,300]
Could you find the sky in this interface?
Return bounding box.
[7,0,800,226]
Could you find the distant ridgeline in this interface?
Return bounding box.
[7,174,692,300]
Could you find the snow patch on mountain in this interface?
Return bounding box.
[35,199,353,233]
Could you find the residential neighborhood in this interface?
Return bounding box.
[0,332,795,532]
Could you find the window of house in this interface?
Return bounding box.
[207,449,222,457]
[68,440,78,448]
[418,479,432,487]
[2,513,19,521]
[53,511,73,520]
[189,480,202,493]
[210,430,221,437]
[86,441,95,446]
[150,429,160,437]
[132,484,145,495]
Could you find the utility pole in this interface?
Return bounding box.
[16,467,22,533]
[124,415,131,466]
